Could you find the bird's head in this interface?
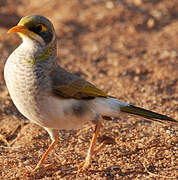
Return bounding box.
[8,15,56,46]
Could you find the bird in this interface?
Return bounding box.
[4,15,177,172]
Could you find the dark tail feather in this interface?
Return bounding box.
[120,105,178,125]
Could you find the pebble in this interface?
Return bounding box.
[133,0,142,6]
[147,18,155,28]
[106,1,114,9]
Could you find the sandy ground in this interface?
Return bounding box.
[0,0,177,179]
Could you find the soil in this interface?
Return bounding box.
[0,0,177,179]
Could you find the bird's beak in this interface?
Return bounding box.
[7,25,30,36]
[7,25,45,46]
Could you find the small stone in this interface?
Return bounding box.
[106,1,114,9]
[134,76,139,82]
[133,0,142,6]
[147,18,155,28]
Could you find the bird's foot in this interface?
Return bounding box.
[31,163,41,174]
[78,154,92,172]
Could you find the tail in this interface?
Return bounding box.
[91,98,178,125]
[120,104,177,125]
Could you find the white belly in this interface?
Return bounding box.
[36,96,97,130]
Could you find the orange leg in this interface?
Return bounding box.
[78,121,102,172]
[32,140,56,172]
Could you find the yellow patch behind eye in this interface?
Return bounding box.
[39,24,47,32]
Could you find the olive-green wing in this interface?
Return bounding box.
[51,67,108,99]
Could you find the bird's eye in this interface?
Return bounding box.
[29,24,47,34]
[35,25,42,32]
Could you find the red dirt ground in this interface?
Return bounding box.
[0,0,177,179]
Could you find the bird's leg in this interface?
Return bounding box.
[33,140,56,172]
[32,128,58,172]
[78,119,102,172]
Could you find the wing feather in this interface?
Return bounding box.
[51,66,108,99]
